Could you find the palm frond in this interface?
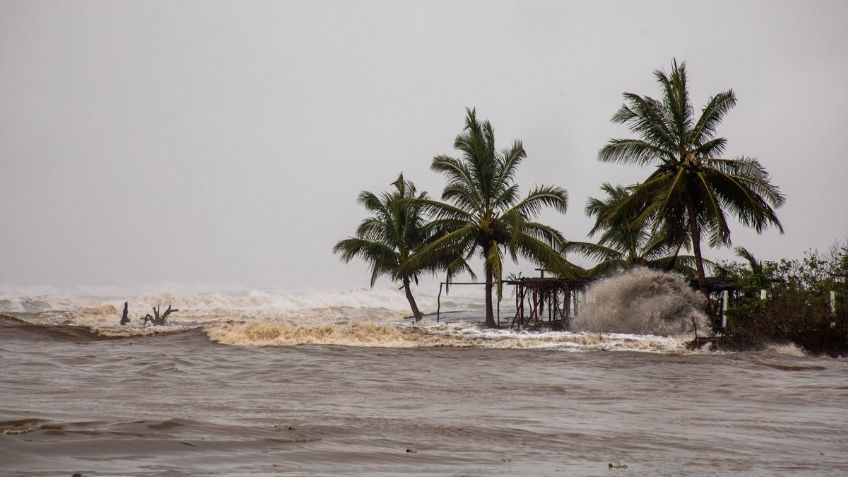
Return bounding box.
[563,241,622,263]
[504,185,568,218]
[690,90,736,145]
[599,138,674,166]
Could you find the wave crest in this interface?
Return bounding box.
[207,321,415,347]
[205,320,688,352]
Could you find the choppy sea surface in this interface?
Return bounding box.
[1,280,846,476]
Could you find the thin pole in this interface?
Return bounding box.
[721,290,729,328]
[437,282,443,323]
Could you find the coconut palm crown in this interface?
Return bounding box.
[333,174,471,321]
[405,108,578,327]
[598,59,785,298]
[565,183,707,277]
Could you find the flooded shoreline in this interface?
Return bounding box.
[2,312,691,353]
[2,315,847,476]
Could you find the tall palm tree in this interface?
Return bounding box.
[565,183,705,277]
[599,59,785,299]
[333,174,470,321]
[406,108,577,327]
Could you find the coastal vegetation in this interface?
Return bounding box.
[404,108,577,327]
[333,174,472,321]
[596,59,785,299]
[564,182,705,278]
[717,243,848,356]
[334,59,846,354]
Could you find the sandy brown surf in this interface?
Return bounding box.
[1,314,846,476]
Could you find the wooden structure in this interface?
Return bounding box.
[506,272,593,330]
[434,272,594,329]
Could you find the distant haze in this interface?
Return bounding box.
[1,0,846,289]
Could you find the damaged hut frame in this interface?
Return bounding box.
[435,269,593,329]
[505,270,593,330]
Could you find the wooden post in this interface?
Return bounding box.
[547,291,552,322]
[721,290,729,328]
[514,285,525,330]
[521,286,526,327]
[511,283,521,329]
[436,282,443,322]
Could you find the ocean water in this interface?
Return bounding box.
[1,273,847,476]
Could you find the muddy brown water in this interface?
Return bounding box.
[1,315,846,476]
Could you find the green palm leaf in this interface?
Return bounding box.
[410,108,577,327]
[599,59,784,297]
[333,173,471,321]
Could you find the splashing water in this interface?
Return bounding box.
[0,276,704,352]
[203,319,687,351]
[573,267,708,336]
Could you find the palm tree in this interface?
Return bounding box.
[406,108,577,327]
[333,174,470,321]
[598,59,785,299]
[732,246,773,292]
[565,183,705,277]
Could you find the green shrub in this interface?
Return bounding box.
[716,240,848,356]
[721,286,847,356]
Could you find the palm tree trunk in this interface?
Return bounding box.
[402,277,423,322]
[484,264,496,328]
[686,199,709,300]
[664,244,682,272]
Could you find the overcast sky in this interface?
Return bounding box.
[1,0,847,289]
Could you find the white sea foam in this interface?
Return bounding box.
[763,342,807,357]
[0,284,484,333]
[205,319,688,352]
[574,267,709,336]
[0,279,694,352]
[0,284,483,315]
[0,286,417,321]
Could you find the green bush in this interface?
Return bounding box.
[721,286,847,356]
[716,241,848,356]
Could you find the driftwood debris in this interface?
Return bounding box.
[120,301,130,325]
[119,303,179,326]
[142,305,179,326]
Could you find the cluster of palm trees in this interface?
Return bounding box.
[334,60,785,327]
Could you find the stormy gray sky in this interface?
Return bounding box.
[1,0,847,289]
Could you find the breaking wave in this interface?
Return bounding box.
[0,286,438,331]
[574,267,709,336]
[204,320,687,352]
[178,320,690,352]
[0,274,709,353]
